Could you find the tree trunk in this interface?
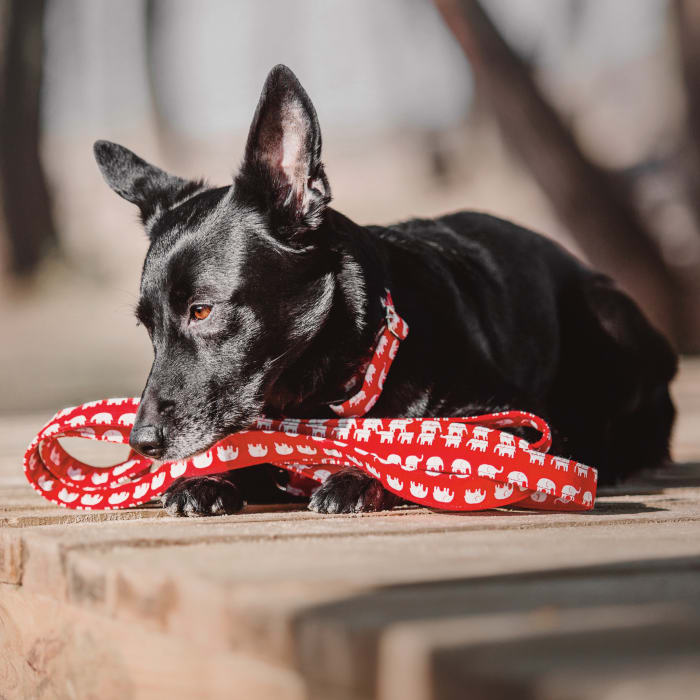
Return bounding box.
[0,0,56,275]
[434,0,679,344]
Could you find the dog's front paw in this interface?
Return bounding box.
[308,467,399,514]
[161,475,244,517]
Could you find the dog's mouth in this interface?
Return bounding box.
[155,414,264,463]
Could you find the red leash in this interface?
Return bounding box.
[23,294,597,512]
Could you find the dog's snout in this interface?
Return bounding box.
[130,425,165,459]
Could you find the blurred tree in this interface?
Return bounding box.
[0,0,56,275]
[676,0,700,217]
[434,0,688,347]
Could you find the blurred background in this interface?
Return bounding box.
[2,0,700,415]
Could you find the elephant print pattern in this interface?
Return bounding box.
[23,293,597,512]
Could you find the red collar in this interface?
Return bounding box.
[329,291,409,417]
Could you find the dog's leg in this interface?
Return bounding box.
[308,466,402,514]
[162,465,300,517]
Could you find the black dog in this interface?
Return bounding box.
[93,65,676,516]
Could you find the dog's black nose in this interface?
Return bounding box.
[130,425,165,459]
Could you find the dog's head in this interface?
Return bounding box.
[94,65,339,460]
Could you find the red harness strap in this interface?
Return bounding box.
[23,293,597,512]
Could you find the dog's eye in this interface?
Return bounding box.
[190,304,212,322]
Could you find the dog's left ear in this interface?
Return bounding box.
[236,65,331,235]
[93,140,202,230]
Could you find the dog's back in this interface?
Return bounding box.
[358,210,676,484]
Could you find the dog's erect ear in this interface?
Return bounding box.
[236,65,331,234]
[93,140,202,227]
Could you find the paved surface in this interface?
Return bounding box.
[1,361,699,699]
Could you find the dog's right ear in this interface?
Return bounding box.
[93,140,201,228]
[235,65,331,239]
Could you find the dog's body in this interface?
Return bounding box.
[94,65,676,516]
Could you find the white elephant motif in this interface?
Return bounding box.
[247,444,268,458]
[472,426,491,440]
[389,419,412,432]
[217,446,238,462]
[67,415,86,427]
[67,465,85,481]
[58,488,79,503]
[494,483,514,500]
[574,463,589,477]
[498,432,515,445]
[409,481,428,498]
[348,390,366,407]
[560,484,580,499]
[113,459,139,476]
[151,472,165,490]
[450,459,471,476]
[297,445,317,455]
[506,471,528,489]
[432,486,454,503]
[275,443,294,455]
[91,412,113,425]
[193,451,213,468]
[494,443,515,457]
[80,493,103,506]
[386,475,403,491]
[133,482,150,499]
[91,472,109,485]
[529,490,547,503]
[477,463,503,479]
[170,461,187,478]
[582,491,593,506]
[425,456,444,475]
[417,432,435,445]
[379,430,394,444]
[38,475,54,491]
[467,438,488,452]
[280,419,301,434]
[536,477,556,495]
[527,449,545,465]
[464,488,486,504]
[552,457,570,471]
[108,491,130,505]
[442,434,461,448]
[118,413,136,426]
[103,430,124,443]
[398,431,414,444]
[354,428,371,442]
[403,455,424,471]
